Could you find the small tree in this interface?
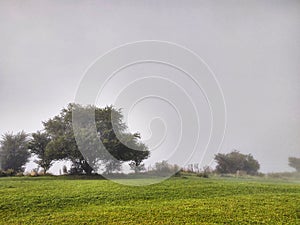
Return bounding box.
[214,150,260,175]
[0,131,30,173]
[28,131,53,174]
[152,161,180,176]
[288,157,300,172]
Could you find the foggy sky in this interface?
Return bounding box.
[1,0,300,173]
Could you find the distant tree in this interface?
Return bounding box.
[288,157,300,172]
[214,150,260,175]
[152,160,180,175]
[28,131,53,174]
[0,131,30,173]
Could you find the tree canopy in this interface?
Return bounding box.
[288,157,300,172]
[41,103,150,174]
[214,150,260,175]
[0,131,30,173]
[28,131,53,174]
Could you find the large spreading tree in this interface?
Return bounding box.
[43,103,150,174]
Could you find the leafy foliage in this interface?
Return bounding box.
[288,157,300,172]
[151,160,180,176]
[28,131,53,174]
[0,131,30,173]
[43,103,150,174]
[215,150,260,175]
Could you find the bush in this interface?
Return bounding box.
[267,172,300,179]
[5,169,15,176]
[174,170,182,177]
[68,165,84,175]
[197,172,209,178]
[0,169,15,176]
[150,161,180,176]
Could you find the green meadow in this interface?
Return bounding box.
[0,176,299,224]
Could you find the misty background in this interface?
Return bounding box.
[0,0,300,173]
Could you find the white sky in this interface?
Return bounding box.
[1,0,300,173]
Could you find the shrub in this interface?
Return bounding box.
[197,172,209,178]
[0,169,16,176]
[5,169,15,176]
[151,161,180,176]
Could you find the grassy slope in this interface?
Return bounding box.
[0,176,299,224]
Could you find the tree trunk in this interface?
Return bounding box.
[81,160,93,175]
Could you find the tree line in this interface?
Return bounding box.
[0,103,150,175]
[1,103,300,176]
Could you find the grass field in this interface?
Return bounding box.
[0,176,299,224]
